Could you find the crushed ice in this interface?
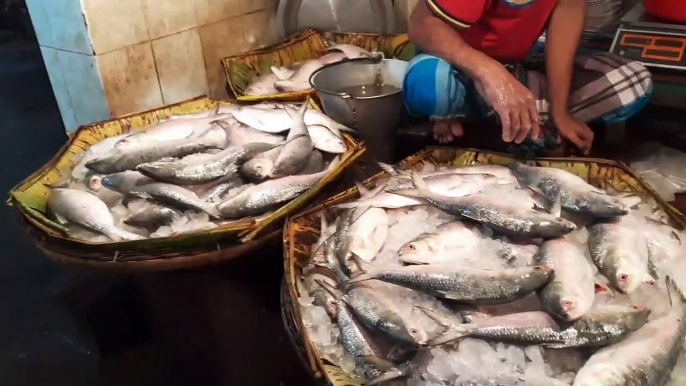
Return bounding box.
[297,162,686,385]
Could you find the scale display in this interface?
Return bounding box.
[611,28,686,69]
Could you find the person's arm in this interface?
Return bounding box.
[545,0,594,153]
[409,1,540,143]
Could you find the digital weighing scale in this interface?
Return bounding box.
[610,4,686,71]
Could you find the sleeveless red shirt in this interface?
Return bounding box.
[426,0,557,63]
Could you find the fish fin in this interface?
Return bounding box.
[344,272,375,286]
[362,361,407,385]
[319,214,328,234]
[349,252,373,273]
[355,181,370,198]
[314,278,344,301]
[326,156,341,171]
[337,124,356,133]
[551,190,562,218]
[435,291,467,300]
[133,192,155,200]
[54,213,69,225]
[414,306,460,329]
[505,160,524,171]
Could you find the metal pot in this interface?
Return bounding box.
[309,57,408,163]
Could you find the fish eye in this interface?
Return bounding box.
[619,274,629,282]
[410,327,418,334]
[407,244,416,250]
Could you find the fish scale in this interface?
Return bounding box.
[348,265,553,305]
[552,305,650,348]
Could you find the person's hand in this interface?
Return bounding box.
[473,62,540,144]
[554,113,594,155]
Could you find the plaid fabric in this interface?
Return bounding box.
[403,52,653,156]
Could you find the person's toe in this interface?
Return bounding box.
[449,121,464,137]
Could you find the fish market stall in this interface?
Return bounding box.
[222,29,414,102]
[283,147,686,386]
[7,97,364,272]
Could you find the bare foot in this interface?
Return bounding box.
[433,120,464,144]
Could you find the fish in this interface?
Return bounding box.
[303,267,340,319]
[536,237,596,321]
[307,124,346,154]
[508,162,629,218]
[85,139,220,174]
[496,238,540,266]
[101,173,221,219]
[233,103,352,136]
[244,73,279,96]
[71,134,128,180]
[123,203,182,230]
[198,177,244,203]
[162,107,220,120]
[270,101,313,177]
[553,304,651,348]
[217,157,339,218]
[407,173,577,239]
[48,188,143,241]
[572,278,686,386]
[273,59,324,92]
[588,222,655,294]
[382,163,517,185]
[397,221,482,265]
[297,150,325,175]
[270,65,295,80]
[213,120,285,146]
[114,114,231,149]
[316,280,411,384]
[240,147,282,180]
[137,143,274,185]
[419,308,564,347]
[346,264,554,305]
[342,281,429,347]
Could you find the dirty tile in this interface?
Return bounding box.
[240,9,277,50]
[152,29,208,104]
[82,0,149,54]
[142,0,197,40]
[27,0,93,54]
[194,0,267,26]
[97,43,163,116]
[199,19,249,99]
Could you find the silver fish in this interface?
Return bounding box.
[381,163,517,185]
[344,281,429,347]
[137,143,274,185]
[307,124,347,154]
[297,150,324,175]
[496,238,540,266]
[397,221,482,265]
[508,162,629,218]
[240,147,282,180]
[218,157,339,218]
[573,279,685,386]
[421,308,564,347]
[347,264,554,305]
[244,73,280,96]
[233,103,352,136]
[409,173,577,239]
[270,65,295,80]
[536,237,596,321]
[588,222,654,294]
[101,173,220,219]
[316,280,410,383]
[123,204,182,230]
[198,177,244,203]
[270,101,313,177]
[86,139,219,174]
[114,114,231,149]
[322,44,371,59]
[553,304,650,348]
[214,120,285,146]
[274,59,323,92]
[303,267,339,320]
[48,188,143,241]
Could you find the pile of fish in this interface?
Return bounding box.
[49,100,349,242]
[244,43,372,96]
[296,161,686,386]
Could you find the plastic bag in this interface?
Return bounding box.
[630,146,686,202]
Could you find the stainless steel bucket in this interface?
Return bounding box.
[309,57,408,163]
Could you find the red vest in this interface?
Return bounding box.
[426,0,557,62]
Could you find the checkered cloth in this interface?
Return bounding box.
[403,52,653,156]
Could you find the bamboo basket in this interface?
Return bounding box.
[282,147,686,386]
[222,29,413,103]
[6,96,365,273]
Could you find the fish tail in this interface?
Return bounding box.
[337,124,356,133]
[326,156,341,171]
[204,204,222,220]
[349,253,373,273]
[377,162,398,175]
[107,228,144,241]
[365,368,408,385]
[666,275,686,311]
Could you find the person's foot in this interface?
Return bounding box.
[433,120,464,144]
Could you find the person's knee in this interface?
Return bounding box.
[403,55,460,117]
[603,60,653,123]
